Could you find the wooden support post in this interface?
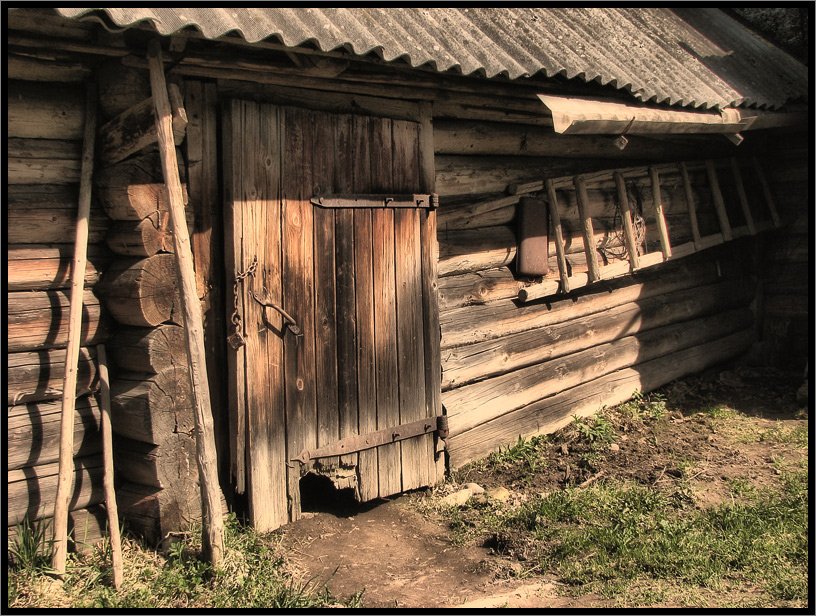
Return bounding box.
[679,162,702,250]
[53,81,97,575]
[730,158,756,234]
[751,157,782,227]
[573,175,601,283]
[97,344,123,589]
[613,172,642,271]
[544,179,570,293]
[649,167,672,259]
[705,159,733,241]
[147,39,224,566]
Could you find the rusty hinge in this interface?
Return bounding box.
[310,194,435,209]
[291,415,447,465]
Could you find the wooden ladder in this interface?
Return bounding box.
[520,157,782,303]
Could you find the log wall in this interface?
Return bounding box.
[7,77,110,549]
[434,122,762,467]
[753,131,808,369]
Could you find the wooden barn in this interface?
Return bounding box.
[7,7,809,548]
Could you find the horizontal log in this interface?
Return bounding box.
[438,225,516,277]
[7,52,92,82]
[7,245,104,291]
[7,506,107,554]
[97,60,152,121]
[8,157,81,185]
[7,80,84,140]
[106,217,172,256]
[218,78,421,122]
[98,85,187,165]
[8,185,108,244]
[438,267,521,312]
[8,395,102,470]
[447,328,754,468]
[110,324,186,374]
[435,155,639,197]
[110,368,194,445]
[95,150,188,221]
[98,254,181,327]
[116,481,204,545]
[8,138,81,160]
[7,289,108,352]
[444,308,753,437]
[7,347,97,405]
[437,193,519,231]
[434,120,728,159]
[440,252,741,349]
[443,278,753,389]
[113,434,198,491]
[7,455,104,526]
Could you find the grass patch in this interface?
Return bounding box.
[463,473,808,606]
[7,514,362,609]
[758,423,808,448]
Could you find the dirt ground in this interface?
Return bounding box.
[279,366,808,608]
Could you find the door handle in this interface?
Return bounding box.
[250,289,302,338]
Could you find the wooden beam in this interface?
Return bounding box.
[730,158,756,234]
[53,81,97,575]
[613,172,641,271]
[705,159,733,241]
[679,162,702,249]
[147,39,224,566]
[544,179,571,293]
[97,345,123,589]
[752,157,782,227]
[649,167,672,259]
[573,176,601,283]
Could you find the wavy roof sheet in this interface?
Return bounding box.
[55,7,808,110]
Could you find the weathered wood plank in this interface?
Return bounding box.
[447,328,754,468]
[7,52,92,82]
[8,396,102,470]
[440,253,737,349]
[8,289,108,352]
[438,225,517,277]
[393,119,429,491]
[444,308,753,437]
[106,217,170,257]
[573,176,601,282]
[438,267,521,311]
[752,157,782,227]
[7,347,97,405]
[353,208,377,498]
[544,179,571,293]
[8,245,103,291]
[437,194,517,231]
[730,158,756,235]
[7,80,84,140]
[705,160,733,241]
[649,167,673,259]
[443,278,752,390]
[613,172,642,271]
[7,455,104,526]
[282,106,317,522]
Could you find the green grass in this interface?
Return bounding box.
[7,514,363,609]
[476,472,808,604]
[463,434,550,476]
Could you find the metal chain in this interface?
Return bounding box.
[228,255,258,349]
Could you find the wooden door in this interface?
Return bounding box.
[224,101,440,531]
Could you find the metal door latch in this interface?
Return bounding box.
[250,289,302,337]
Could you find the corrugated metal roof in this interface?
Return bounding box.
[55,7,807,110]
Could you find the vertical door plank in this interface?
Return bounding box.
[334,114,360,473]
[613,172,641,271]
[418,103,443,483]
[312,115,340,470]
[393,120,429,491]
[573,176,601,282]
[187,81,228,492]
[222,99,246,493]
[705,159,733,241]
[352,112,377,499]
[370,117,402,497]
[679,162,702,250]
[730,158,756,234]
[282,107,317,522]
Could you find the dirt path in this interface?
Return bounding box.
[280,496,571,608]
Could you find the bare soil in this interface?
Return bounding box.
[278,366,808,608]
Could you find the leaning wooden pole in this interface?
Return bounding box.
[97,344,124,589]
[147,39,225,565]
[52,81,97,575]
